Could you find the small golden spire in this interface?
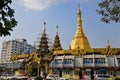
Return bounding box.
[77,3,81,14]
[76,6,84,37]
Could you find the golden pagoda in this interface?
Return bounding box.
[70,7,90,49]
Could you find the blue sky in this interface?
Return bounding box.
[0,0,120,52]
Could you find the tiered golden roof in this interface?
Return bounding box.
[52,25,62,51]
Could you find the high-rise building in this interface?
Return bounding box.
[0,39,34,63]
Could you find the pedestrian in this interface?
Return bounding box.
[94,74,97,80]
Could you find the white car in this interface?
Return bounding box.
[94,75,110,80]
[14,74,28,79]
[60,77,68,80]
[0,74,15,80]
[47,74,61,80]
[46,74,55,79]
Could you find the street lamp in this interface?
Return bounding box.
[38,61,40,77]
[113,55,116,76]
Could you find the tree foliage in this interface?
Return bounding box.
[0,0,17,36]
[97,0,120,23]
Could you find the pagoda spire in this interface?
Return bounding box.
[43,21,46,34]
[56,25,58,35]
[106,40,111,48]
[52,25,62,51]
[75,6,85,37]
[38,22,49,57]
[70,7,91,49]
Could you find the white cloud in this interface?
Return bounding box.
[18,0,90,11]
[19,0,68,11]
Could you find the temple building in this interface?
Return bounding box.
[10,7,120,79]
[49,7,120,79]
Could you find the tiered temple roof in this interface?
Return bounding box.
[52,25,62,51]
[38,22,50,57]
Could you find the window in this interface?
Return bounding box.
[95,58,105,63]
[75,71,79,75]
[83,58,93,63]
[64,71,69,75]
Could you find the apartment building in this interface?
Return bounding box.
[0,39,34,63]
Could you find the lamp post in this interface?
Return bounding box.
[113,55,116,77]
[38,61,40,77]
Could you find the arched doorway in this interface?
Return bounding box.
[30,62,38,76]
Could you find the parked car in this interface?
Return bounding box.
[14,74,28,80]
[46,74,61,80]
[0,74,15,80]
[60,77,68,80]
[28,76,36,80]
[94,74,110,80]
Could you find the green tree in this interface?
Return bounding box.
[97,0,120,23]
[0,0,17,36]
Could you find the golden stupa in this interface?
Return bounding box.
[70,7,90,49]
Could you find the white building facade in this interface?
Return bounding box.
[0,39,34,63]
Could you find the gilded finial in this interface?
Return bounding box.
[77,3,81,14]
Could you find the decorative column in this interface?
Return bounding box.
[37,61,40,77]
